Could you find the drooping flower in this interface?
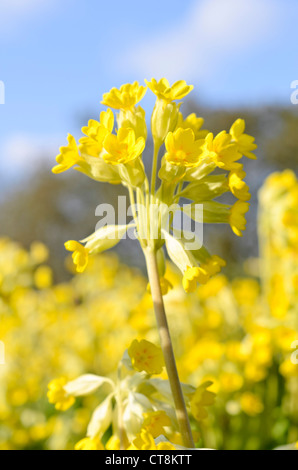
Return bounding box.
[230,119,257,160]
[64,241,89,273]
[190,381,216,422]
[52,134,81,174]
[128,339,164,375]
[103,128,145,164]
[182,266,210,293]
[229,201,250,237]
[131,430,176,450]
[165,128,204,167]
[201,255,226,277]
[145,78,193,103]
[142,410,172,438]
[101,82,147,110]
[229,169,251,201]
[47,377,75,411]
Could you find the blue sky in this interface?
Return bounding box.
[0,0,298,180]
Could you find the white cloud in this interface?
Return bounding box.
[120,0,280,83]
[0,133,61,176]
[0,0,56,37]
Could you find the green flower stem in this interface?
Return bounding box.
[144,247,195,448]
[150,141,161,198]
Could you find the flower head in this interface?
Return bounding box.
[101,82,147,110]
[203,131,242,171]
[230,119,257,160]
[79,108,114,158]
[52,134,80,174]
[145,78,193,103]
[47,377,75,411]
[128,339,164,375]
[165,128,204,167]
[131,430,176,450]
[229,169,251,201]
[176,112,208,139]
[103,128,145,165]
[229,201,250,237]
[142,410,171,438]
[65,240,89,273]
[190,381,216,422]
[182,266,210,293]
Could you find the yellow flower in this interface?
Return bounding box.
[105,435,121,450]
[203,131,242,171]
[229,200,250,237]
[147,277,173,296]
[132,430,176,450]
[219,372,244,393]
[47,377,75,411]
[165,128,204,167]
[64,240,89,273]
[240,392,264,416]
[201,255,226,277]
[101,82,147,110]
[79,108,114,158]
[229,169,251,201]
[182,266,210,293]
[190,381,216,422]
[103,128,145,164]
[142,410,171,438]
[176,112,208,139]
[34,265,53,289]
[128,339,164,375]
[75,437,104,450]
[145,78,193,103]
[230,119,257,160]
[52,134,80,174]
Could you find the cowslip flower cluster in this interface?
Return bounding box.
[47,340,214,450]
[0,230,297,450]
[52,78,257,293]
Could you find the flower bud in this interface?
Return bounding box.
[151,99,180,145]
[117,106,147,141]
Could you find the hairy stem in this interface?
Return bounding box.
[144,247,195,448]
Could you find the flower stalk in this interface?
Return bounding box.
[144,247,195,448]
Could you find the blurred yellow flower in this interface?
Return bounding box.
[128,339,164,375]
[64,241,89,273]
[75,437,104,450]
[182,266,210,293]
[240,392,264,416]
[47,378,75,411]
[142,410,171,438]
